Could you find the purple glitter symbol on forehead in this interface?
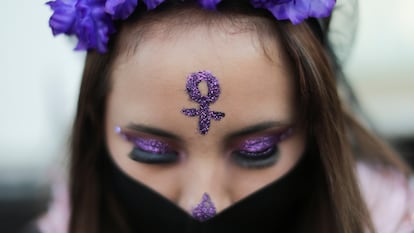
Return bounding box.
[192,193,217,222]
[182,71,225,135]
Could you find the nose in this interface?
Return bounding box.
[177,155,231,216]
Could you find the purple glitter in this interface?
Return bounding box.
[182,71,225,135]
[240,128,294,152]
[132,138,170,153]
[241,136,275,152]
[192,193,216,222]
[115,126,170,154]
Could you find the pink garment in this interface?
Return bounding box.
[37,163,414,233]
[357,163,414,233]
[37,175,69,233]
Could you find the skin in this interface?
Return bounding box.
[105,23,305,215]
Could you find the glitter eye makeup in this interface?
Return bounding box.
[115,126,178,164]
[232,128,294,168]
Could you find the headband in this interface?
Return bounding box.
[46,0,336,53]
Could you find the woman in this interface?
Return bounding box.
[34,0,413,233]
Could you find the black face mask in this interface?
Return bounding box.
[109,151,316,233]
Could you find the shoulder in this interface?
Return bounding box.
[356,162,414,233]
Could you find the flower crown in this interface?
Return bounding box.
[47,0,336,53]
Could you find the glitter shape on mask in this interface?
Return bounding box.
[191,193,217,222]
[182,71,225,135]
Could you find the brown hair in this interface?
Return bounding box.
[68,1,410,233]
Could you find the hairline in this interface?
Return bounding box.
[113,8,284,64]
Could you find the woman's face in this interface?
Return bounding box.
[105,23,305,214]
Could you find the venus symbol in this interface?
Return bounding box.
[182,71,225,135]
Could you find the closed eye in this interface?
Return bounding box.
[231,128,293,169]
[115,126,178,164]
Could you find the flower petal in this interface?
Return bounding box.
[142,0,165,10]
[308,0,336,18]
[249,0,336,24]
[105,0,138,20]
[250,0,291,8]
[75,0,115,53]
[46,0,78,35]
[271,0,309,24]
[47,0,115,52]
[198,0,222,10]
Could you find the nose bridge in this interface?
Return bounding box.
[178,151,231,214]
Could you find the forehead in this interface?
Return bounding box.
[108,24,295,137]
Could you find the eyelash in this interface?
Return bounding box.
[116,127,293,168]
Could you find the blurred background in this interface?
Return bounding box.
[0,0,413,232]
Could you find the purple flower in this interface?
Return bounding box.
[47,0,78,35]
[250,0,336,24]
[75,0,115,53]
[142,0,165,10]
[105,0,138,20]
[46,0,336,54]
[198,0,222,10]
[307,0,336,18]
[47,0,115,53]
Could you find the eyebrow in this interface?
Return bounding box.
[126,121,290,142]
[126,123,183,142]
[225,121,291,140]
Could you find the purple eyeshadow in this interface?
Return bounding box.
[192,193,216,222]
[115,126,171,154]
[240,128,294,152]
[131,138,170,154]
[240,136,275,152]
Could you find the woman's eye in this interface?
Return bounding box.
[232,137,279,169]
[116,128,178,164]
[129,138,178,164]
[232,128,293,169]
